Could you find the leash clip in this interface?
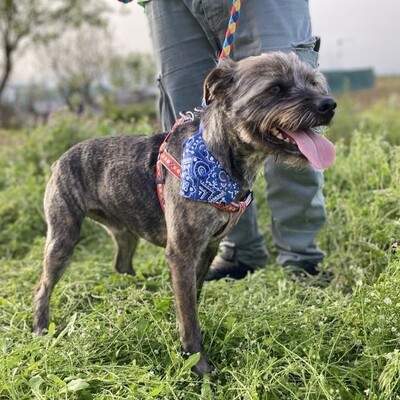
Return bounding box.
[244,191,253,206]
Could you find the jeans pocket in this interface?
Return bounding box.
[292,36,321,68]
[199,0,228,33]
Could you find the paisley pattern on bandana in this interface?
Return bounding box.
[180,124,240,205]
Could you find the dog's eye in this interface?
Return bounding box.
[269,85,283,95]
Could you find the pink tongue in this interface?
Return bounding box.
[283,129,335,170]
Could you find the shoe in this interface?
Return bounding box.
[283,260,321,276]
[282,261,334,285]
[205,243,256,281]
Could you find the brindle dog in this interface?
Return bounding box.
[33,52,336,375]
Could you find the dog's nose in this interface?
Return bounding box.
[316,97,337,116]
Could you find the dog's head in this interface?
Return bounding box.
[203,52,336,169]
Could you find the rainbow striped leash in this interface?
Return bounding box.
[219,0,242,60]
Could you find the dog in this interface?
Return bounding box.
[33,52,336,376]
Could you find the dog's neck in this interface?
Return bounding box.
[201,108,267,191]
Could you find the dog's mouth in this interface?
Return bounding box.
[266,127,335,170]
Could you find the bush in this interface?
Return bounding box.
[102,98,158,126]
[361,97,400,145]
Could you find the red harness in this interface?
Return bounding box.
[155,124,253,240]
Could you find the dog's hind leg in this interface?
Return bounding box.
[110,228,138,276]
[33,186,83,335]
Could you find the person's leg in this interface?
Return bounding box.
[239,0,325,270]
[265,162,325,271]
[146,0,326,279]
[145,0,223,130]
[209,0,326,278]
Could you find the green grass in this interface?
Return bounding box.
[1,87,400,399]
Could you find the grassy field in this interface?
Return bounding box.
[1,78,400,399]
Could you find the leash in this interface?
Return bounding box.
[219,0,242,60]
[199,0,242,108]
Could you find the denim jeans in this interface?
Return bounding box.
[145,0,326,267]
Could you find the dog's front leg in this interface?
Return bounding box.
[196,244,219,298]
[165,240,213,376]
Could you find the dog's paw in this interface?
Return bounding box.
[192,356,214,376]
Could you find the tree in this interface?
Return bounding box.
[0,0,108,101]
[43,26,112,114]
[109,52,156,90]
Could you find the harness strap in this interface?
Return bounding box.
[156,132,252,239]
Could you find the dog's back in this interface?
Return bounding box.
[45,134,168,248]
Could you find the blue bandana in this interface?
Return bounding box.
[180,124,240,205]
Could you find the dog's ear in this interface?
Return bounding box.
[203,58,236,105]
